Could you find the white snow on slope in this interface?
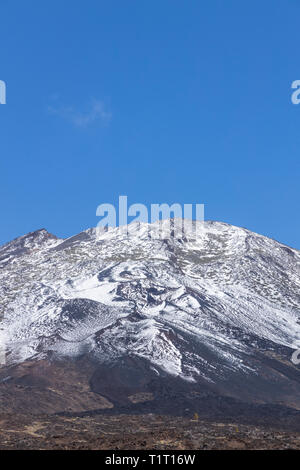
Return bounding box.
[0,220,299,383]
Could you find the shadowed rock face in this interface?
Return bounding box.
[0,220,299,415]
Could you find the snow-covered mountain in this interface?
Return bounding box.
[1,220,300,409]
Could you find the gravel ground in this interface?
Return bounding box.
[0,413,300,450]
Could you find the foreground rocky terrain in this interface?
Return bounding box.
[1,413,300,450]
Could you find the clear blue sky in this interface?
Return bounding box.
[0,0,299,248]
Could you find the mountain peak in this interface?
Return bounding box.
[0,228,59,263]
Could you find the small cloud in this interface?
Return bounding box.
[48,99,112,128]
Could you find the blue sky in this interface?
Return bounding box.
[0,0,299,248]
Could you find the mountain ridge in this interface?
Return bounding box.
[2,219,299,252]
